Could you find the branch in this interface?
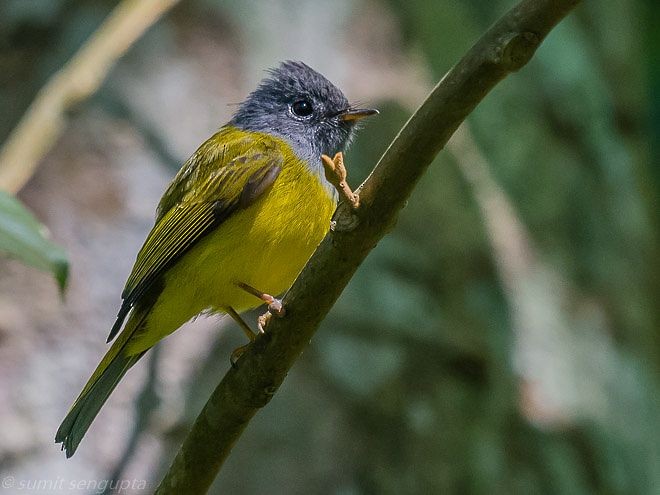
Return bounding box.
[155,0,581,492]
[0,0,181,194]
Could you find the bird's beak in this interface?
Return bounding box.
[339,107,379,122]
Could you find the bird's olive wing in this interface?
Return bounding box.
[106,145,282,342]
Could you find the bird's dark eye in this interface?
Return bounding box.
[291,99,314,117]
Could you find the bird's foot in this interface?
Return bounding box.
[261,294,285,318]
[322,152,361,232]
[258,297,288,333]
[321,152,359,209]
[235,282,286,318]
[257,312,271,333]
[233,281,286,335]
[229,293,286,367]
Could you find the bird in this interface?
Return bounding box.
[55,60,378,457]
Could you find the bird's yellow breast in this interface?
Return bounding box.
[128,131,336,353]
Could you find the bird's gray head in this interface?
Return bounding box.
[230,61,377,168]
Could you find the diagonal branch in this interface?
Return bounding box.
[155,0,581,493]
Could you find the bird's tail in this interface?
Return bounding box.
[55,309,148,457]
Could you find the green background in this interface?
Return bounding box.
[0,1,657,493]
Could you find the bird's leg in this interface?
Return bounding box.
[235,281,286,338]
[235,281,285,320]
[321,152,359,209]
[226,306,256,366]
[322,152,361,233]
[228,283,286,365]
[257,312,272,334]
[226,306,257,341]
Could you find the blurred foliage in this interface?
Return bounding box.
[0,191,68,290]
[0,0,658,494]
[317,1,658,493]
[0,0,116,140]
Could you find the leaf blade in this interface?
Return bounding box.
[0,191,69,291]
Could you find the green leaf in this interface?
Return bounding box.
[0,190,68,291]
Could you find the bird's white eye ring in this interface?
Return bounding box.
[291,99,314,117]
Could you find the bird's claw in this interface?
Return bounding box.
[267,297,285,317]
[257,312,270,333]
[257,300,285,333]
[321,152,359,209]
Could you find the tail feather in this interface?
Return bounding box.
[55,352,143,457]
[56,309,149,457]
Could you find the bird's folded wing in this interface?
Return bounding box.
[107,135,283,342]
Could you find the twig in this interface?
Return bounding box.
[0,0,181,193]
[448,127,536,288]
[155,1,581,493]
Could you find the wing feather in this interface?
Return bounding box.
[107,130,283,342]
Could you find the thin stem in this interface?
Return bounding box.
[0,0,181,193]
